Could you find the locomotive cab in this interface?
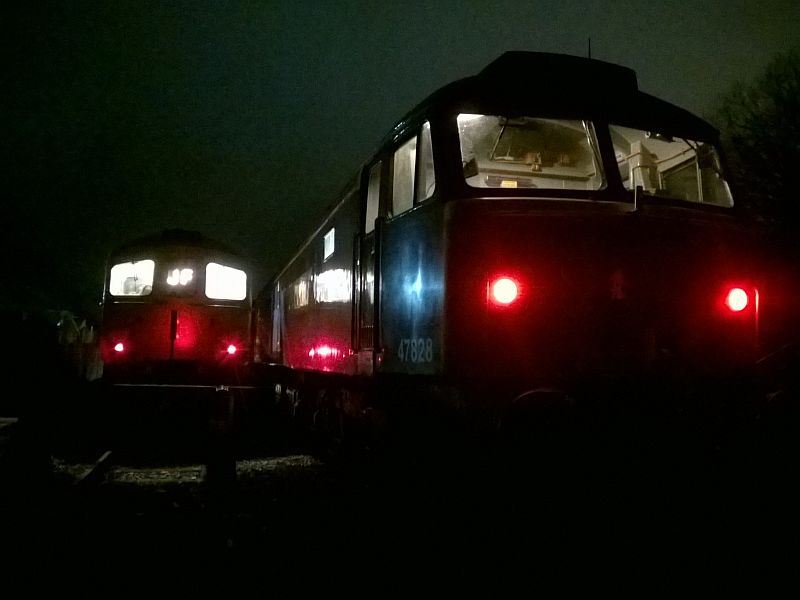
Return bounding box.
[100,229,252,385]
[374,53,775,397]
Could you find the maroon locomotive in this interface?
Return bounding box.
[96,229,256,450]
[100,229,252,385]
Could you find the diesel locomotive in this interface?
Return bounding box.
[253,52,798,451]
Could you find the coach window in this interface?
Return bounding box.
[365,161,381,234]
[323,227,335,261]
[392,136,416,217]
[289,269,312,309]
[415,121,435,202]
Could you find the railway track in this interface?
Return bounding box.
[52,449,115,487]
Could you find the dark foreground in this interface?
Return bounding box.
[2,389,799,594]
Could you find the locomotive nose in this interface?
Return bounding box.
[445,204,766,388]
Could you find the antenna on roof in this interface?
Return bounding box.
[587,37,592,59]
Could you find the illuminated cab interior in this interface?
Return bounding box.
[456,115,733,207]
[108,260,247,301]
[105,259,248,358]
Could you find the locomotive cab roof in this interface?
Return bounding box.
[388,51,717,145]
[478,51,639,94]
[108,229,247,265]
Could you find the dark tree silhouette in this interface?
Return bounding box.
[711,47,800,248]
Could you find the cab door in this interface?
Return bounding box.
[356,160,384,373]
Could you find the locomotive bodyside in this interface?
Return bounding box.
[440,200,765,392]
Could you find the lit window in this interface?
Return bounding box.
[205,262,247,300]
[290,271,311,308]
[458,114,604,191]
[365,161,381,234]
[109,260,154,296]
[392,137,416,216]
[314,268,352,303]
[416,121,435,202]
[324,228,335,261]
[609,124,733,207]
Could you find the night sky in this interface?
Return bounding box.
[5,0,798,317]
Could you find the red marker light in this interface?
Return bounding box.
[725,287,749,312]
[114,342,124,353]
[308,345,340,359]
[226,344,237,355]
[490,277,519,305]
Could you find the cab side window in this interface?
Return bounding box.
[392,137,416,217]
[416,121,435,202]
[390,121,436,219]
[365,161,381,234]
